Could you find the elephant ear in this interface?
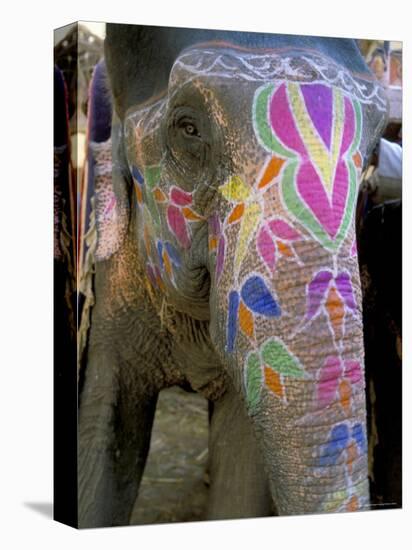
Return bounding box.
[81,60,131,263]
[88,114,131,262]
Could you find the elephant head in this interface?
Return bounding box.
[101,28,388,517]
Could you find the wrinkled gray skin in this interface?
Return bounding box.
[78,26,387,528]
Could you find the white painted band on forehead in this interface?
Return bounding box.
[125,47,387,141]
[171,48,387,111]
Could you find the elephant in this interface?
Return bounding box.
[78,24,388,528]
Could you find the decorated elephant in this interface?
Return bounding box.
[78,25,388,527]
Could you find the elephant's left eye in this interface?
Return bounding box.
[164,102,219,190]
[179,119,201,138]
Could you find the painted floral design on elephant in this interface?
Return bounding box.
[320,478,369,513]
[316,355,364,415]
[317,420,368,512]
[131,163,202,291]
[226,273,282,352]
[218,156,305,282]
[144,242,181,291]
[253,81,363,252]
[218,162,306,353]
[304,268,359,346]
[243,336,308,409]
[133,164,203,239]
[166,186,204,248]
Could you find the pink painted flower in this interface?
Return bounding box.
[166,186,203,248]
[306,269,357,320]
[256,217,302,273]
[270,83,357,241]
[350,238,358,257]
[103,192,116,220]
[219,156,295,278]
[170,187,193,206]
[316,356,363,411]
[167,205,191,249]
[254,81,362,252]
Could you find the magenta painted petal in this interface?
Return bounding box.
[167,205,191,248]
[301,84,333,150]
[344,360,362,385]
[267,82,355,246]
[269,83,307,156]
[257,225,276,271]
[268,218,301,241]
[340,97,356,156]
[306,270,333,320]
[317,356,343,408]
[351,239,357,257]
[208,213,221,236]
[216,235,225,280]
[335,271,357,311]
[331,160,350,231]
[170,186,193,206]
[103,193,116,220]
[297,161,336,238]
[296,160,348,239]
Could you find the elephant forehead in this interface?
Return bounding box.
[124,46,386,145]
[169,46,387,109]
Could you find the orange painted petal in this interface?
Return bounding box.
[346,442,357,475]
[326,286,345,338]
[209,236,218,251]
[156,274,165,291]
[227,202,245,224]
[353,151,362,169]
[182,206,204,221]
[135,184,143,204]
[346,495,359,512]
[143,225,151,256]
[258,156,285,189]
[239,300,254,338]
[339,378,352,414]
[163,251,172,277]
[264,366,285,399]
[277,241,293,257]
[153,187,167,202]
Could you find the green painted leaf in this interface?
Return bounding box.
[145,166,162,189]
[253,84,297,159]
[261,338,306,378]
[321,489,348,512]
[245,352,263,411]
[349,99,363,156]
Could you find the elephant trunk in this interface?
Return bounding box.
[208,78,374,514]
[210,234,369,514]
[250,251,367,514]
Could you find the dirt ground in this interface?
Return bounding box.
[130,387,210,525]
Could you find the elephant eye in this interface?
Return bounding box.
[178,118,201,138]
[164,101,220,191]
